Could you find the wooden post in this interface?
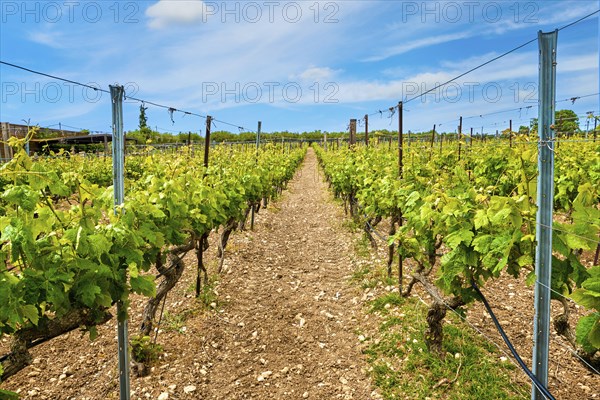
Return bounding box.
[103,133,109,159]
[1,123,13,160]
[470,127,473,147]
[509,119,513,148]
[204,116,212,168]
[251,121,261,230]
[349,119,357,146]
[429,124,436,161]
[398,102,403,179]
[195,115,213,300]
[364,114,369,146]
[458,116,463,161]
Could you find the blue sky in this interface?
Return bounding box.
[1,0,598,135]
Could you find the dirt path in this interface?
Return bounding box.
[193,148,377,399]
[1,148,378,399]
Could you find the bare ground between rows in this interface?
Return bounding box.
[2,149,379,400]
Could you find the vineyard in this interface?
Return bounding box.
[315,135,600,377]
[0,139,306,394]
[0,133,598,399]
[1,3,599,399]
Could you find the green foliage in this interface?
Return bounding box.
[571,266,600,351]
[130,335,163,364]
[0,142,305,347]
[0,389,20,399]
[554,109,579,136]
[316,137,599,354]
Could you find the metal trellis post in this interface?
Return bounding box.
[532,29,557,400]
[398,101,403,292]
[110,85,130,400]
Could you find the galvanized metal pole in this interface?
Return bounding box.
[532,30,557,400]
[110,85,130,400]
[397,101,403,292]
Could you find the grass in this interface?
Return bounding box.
[361,289,527,400]
[344,226,529,399]
[162,308,196,333]
[185,274,221,309]
[354,234,372,258]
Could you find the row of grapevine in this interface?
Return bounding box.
[0,134,306,381]
[314,137,600,367]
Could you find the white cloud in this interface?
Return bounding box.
[296,67,339,82]
[28,30,64,48]
[364,32,472,62]
[146,0,206,29]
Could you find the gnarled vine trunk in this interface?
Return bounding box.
[413,272,465,357]
[1,308,112,381]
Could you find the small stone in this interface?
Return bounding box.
[158,393,169,400]
[303,392,309,398]
[199,369,208,375]
[358,335,366,342]
[183,385,196,394]
[339,377,348,385]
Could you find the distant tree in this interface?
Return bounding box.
[530,109,579,137]
[555,109,579,137]
[518,125,530,135]
[139,104,152,141]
